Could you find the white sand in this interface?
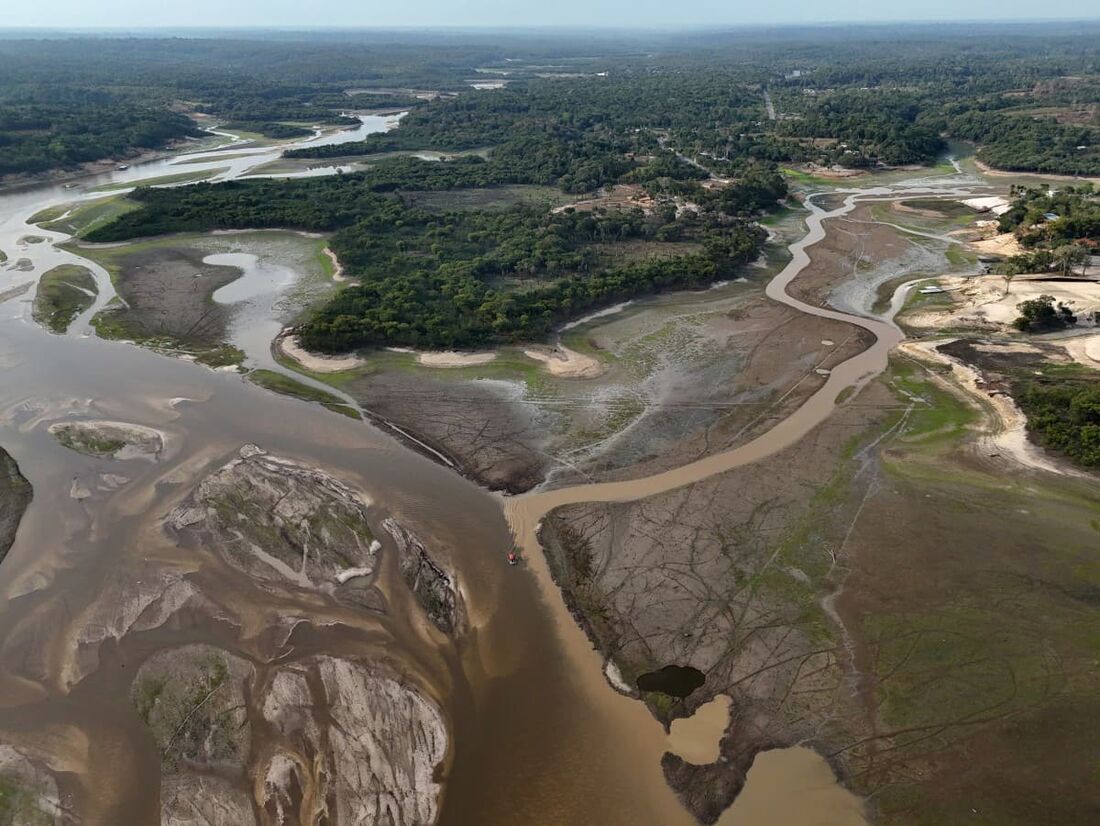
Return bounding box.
[415,350,497,368]
[903,274,1100,330]
[524,345,604,378]
[970,231,1024,258]
[962,196,1012,215]
[324,248,348,282]
[901,340,1087,478]
[278,334,364,373]
[1055,331,1100,369]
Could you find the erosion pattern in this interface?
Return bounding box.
[134,646,447,826]
[509,181,1100,824]
[0,442,459,825]
[0,447,31,563]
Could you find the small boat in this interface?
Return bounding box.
[507,551,519,566]
[117,164,129,171]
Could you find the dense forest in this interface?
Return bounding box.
[86,157,782,349]
[2,25,1100,178]
[994,186,1099,276]
[0,100,199,176]
[1016,376,1100,467]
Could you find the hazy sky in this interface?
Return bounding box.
[1,0,1092,29]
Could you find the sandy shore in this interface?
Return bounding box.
[970,231,1024,258]
[523,345,604,378]
[386,348,499,368]
[1051,330,1100,370]
[901,340,1085,478]
[277,332,364,373]
[976,158,1100,183]
[904,273,1100,330]
[324,248,349,282]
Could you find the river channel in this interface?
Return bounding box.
[0,119,994,824]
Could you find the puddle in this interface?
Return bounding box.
[208,252,296,304]
[718,746,867,825]
[636,664,706,697]
[667,694,730,764]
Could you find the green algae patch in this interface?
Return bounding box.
[246,369,360,419]
[32,265,98,334]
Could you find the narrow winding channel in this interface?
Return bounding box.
[0,125,994,825]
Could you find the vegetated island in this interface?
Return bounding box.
[84,161,786,352]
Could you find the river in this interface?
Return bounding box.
[0,122,995,824]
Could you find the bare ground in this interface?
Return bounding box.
[92,246,240,346]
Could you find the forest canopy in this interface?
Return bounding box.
[2,25,1100,177]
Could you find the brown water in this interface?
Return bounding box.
[0,136,996,825]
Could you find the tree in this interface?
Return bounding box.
[1013,294,1076,332]
[1052,244,1089,277]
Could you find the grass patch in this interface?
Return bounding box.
[900,198,974,218]
[36,196,139,238]
[32,265,97,333]
[246,369,361,418]
[55,430,125,456]
[945,244,975,268]
[88,167,227,193]
[90,310,244,368]
[887,358,978,448]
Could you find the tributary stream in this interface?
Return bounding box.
[0,125,992,824]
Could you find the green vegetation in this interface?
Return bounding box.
[993,186,1098,276]
[0,99,198,176]
[1015,368,1100,467]
[889,359,979,449]
[0,775,54,826]
[221,120,316,140]
[53,428,125,457]
[245,369,361,418]
[952,109,1100,176]
[34,197,139,238]
[86,160,781,352]
[5,25,1100,179]
[88,167,227,193]
[32,265,98,334]
[1012,294,1077,332]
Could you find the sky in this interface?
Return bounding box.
[1,0,1093,29]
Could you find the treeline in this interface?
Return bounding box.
[997,185,1100,246]
[4,28,1100,176]
[950,111,1100,176]
[1016,377,1100,467]
[993,185,1099,276]
[87,162,781,351]
[300,227,764,352]
[223,121,315,140]
[0,101,198,176]
[87,153,786,243]
[775,92,945,166]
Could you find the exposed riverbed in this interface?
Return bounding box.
[0,121,1009,825]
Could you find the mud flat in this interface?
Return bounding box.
[33,265,98,334]
[0,448,31,563]
[75,231,337,368]
[133,646,447,826]
[49,420,164,461]
[503,176,1100,824]
[167,445,382,593]
[278,331,365,372]
[524,344,604,378]
[85,244,243,360]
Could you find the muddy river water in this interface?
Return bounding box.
[0,123,995,824]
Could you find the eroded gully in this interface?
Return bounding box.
[0,133,993,825]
